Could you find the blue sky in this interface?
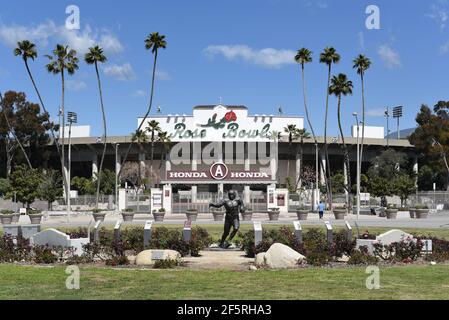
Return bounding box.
[0,0,448,137]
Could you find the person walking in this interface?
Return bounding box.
[318,201,325,220]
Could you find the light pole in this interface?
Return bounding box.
[393,106,403,140]
[315,142,319,211]
[384,107,390,147]
[67,111,77,223]
[115,143,120,212]
[352,112,360,220]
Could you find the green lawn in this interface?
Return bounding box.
[1,264,449,300]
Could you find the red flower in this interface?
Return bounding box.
[224,111,237,122]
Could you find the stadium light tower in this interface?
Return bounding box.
[393,106,403,139]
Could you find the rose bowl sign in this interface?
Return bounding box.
[166,162,272,182]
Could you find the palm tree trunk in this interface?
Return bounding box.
[150,132,155,186]
[301,64,317,143]
[95,62,108,208]
[337,95,351,208]
[0,91,32,169]
[324,65,333,209]
[119,50,159,180]
[60,70,69,209]
[360,72,365,182]
[24,60,62,159]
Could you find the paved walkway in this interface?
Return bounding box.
[3,210,449,230]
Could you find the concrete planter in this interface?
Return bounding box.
[416,209,429,219]
[241,211,253,221]
[267,210,280,221]
[12,213,20,223]
[296,209,309,221]
[0,214,14,225]
[186,209,198,222]
[386,209,398,220]
[92,212,106,222]
[152,212,165,222]
[333,210,346,220]
[409,208,416,219]
[211,210,224,222]
[121,212,135,222]
[29,214,43,224]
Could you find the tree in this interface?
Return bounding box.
[295,48,317,144]
[147,120,161,186]
[46,44,79,209]
[295,128,311,189]
[38,169,63,210]
[393,174,417,207]
[119,32,167,180]
[367,149,408,206]
[329,73,353,208]
[0,90,32,171]
[409,104,449,190]
[319,47,340,209]
[71,176,96,196]
[14,40,62,162]
[0,91,55,174]
[284,124,298,179]
[85,46,108,208]
[353,54,371,179]
[6,165,42,208]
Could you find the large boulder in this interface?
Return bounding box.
[255,243,305,269]
[135,249,181,266]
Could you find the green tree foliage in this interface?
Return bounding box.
[38,169,63,209]
[71,169,116,196]
[0,91,55,176]
[393,174,417,206]
[409,103,449,190]
[6,165,42,208]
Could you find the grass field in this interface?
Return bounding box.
[1,225,449,300]
[1,264,449,300]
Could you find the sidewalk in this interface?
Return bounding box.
[3,210,449,229]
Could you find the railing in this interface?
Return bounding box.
[409,191,449,210]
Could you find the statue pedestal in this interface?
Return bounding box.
[208,243,241,251]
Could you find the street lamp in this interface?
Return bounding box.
[315,142,319,211]
[352,112,361,220]
[115,143,120,212]
[67,111,77,223]
[384,107,390,147]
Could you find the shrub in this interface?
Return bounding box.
[358,231,376,240]
[153,259,180,269]
[348,248,378,265]
[0,235,32,262]
[0,210,14,215]
[33,245,58,264]
[306,242,332,266]
[373,239,423,262]
[331,231,356,258]
[66,227,89,239]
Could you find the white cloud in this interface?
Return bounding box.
[440,40,449,53]
[155,70,171,81]
[366,108,387,117]
[427,2,449,29]
[103,63,136,81]
[0,20,123,55]
[66,80,87,91]
[132,90,146,98]
[377,44,402,69]
[204,45,296,68]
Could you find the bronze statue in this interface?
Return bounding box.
[209,190,245,249]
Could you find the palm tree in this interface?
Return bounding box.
[295,48,317,144]
[45,44,79,207]
[295,129,311,189]
[157,131,172,176]
[329,73,353,208]
[119,32,167,180]
[284,124,298,178]
[14,40,61,163]
[147,120,161,186]
[0,91,32,170]
[353,55,371,178]
[319,47,341,209]
[85,46,108,208]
